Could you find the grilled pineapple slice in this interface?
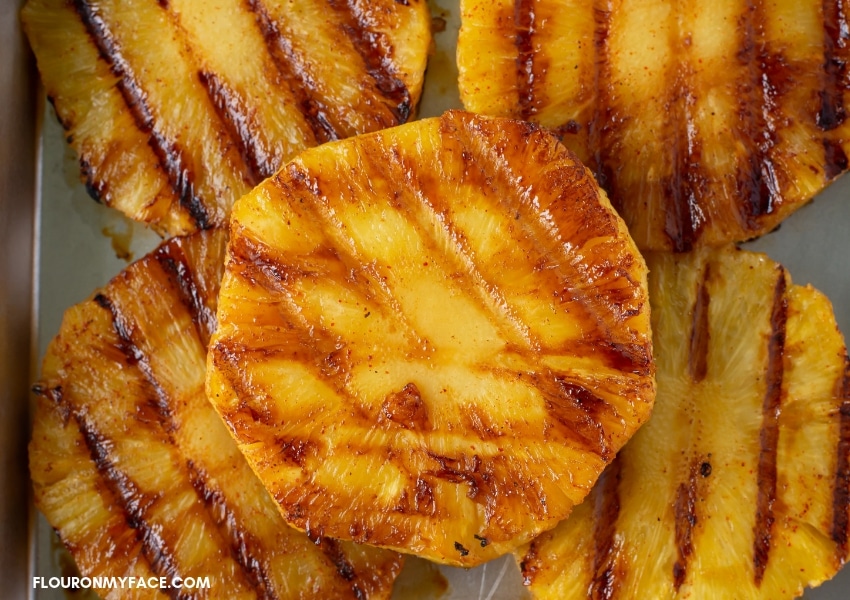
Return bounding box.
[458,0,850,251]
[30,229,403,599]
[206,110,656,567]
[21,0,431,235]
[518,245,850,599]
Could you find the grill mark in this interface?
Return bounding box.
[514,0,537,119]
[590,461,622,600]
[752,269,788,585]
[221,242,375,424]
[94,285,278,598]
[197,71,275,184]
[284,162,427,349]
[247,0,340,143]
[72,0,210,229]
[92,293,176,429]
[185,461,279,600]
[451,114,652,378]
[818,0,849,131]
[536,374,610,461]
[379,141,536,352]
[663,27,706,253]
[672,463,701,590]
[735,0,781,230]
[688,265,711,382]
[154,241,218,347]
[589,2,615,194]
[832,359,850,559]
[70,408,182,599]
[519,535,544,586]
[824,139,849,179]
[328,0,412,123]
[315,538,366,600]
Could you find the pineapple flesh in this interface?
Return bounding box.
[518,245,850,599]
[30,229,404,599]
[458,0,850,251]
[21,0,431,236]
[206,110,656,567]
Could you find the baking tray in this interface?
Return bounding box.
[14,0,850,597]
[1,0,37,598]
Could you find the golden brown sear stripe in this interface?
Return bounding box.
[92,293,178,430]
[197,70,273,185]
[818,0,848,131]
[515,0,537,119]
[672,462,702,591]
[329,0,412,122]
[752,269,788,585]
[589,2,616,194]
[185,461,280,600]
[247,0,340,144]
[688,265,711,382]
[820,0,850,178]
[535,373,611,461]
[311,537,366,600]
[734,0,781,230]
[833,359,850,558]
[35,385,183,599]
[662,34,706,253]
[72,0,211,229]
[590,461,623,600]
[94,289,277,599]
[154,240,218,347]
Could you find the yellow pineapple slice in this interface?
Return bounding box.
[518,245,850,599]
[206,110,656,567]
[458,0,850,251]
[30,229,403,599]
[21,0,431,235]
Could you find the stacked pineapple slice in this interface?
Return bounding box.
[21,0,431,235]
[31,229,404,599]
[458,0,850,251]
[206,110,656,567]
[517,247,850,598]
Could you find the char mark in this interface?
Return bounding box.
[587,3,618,203]
[752,269,788,585]
[185,461,279,599]
[672,463,701,590]
[72,0,211,229]
[734,1,781,230]
[519,536,543,586]
[514,0,537,120]
[315,537,366,599]
[832,359,850,559]
[154,240,218,346]
[247,0,340,143]
[328,0,412,123]
[92,293,176,429]
[538,374,610,461]
[72,410,182,599]
[817,0,848,131]
[662,43,706,253]
[823,138,849,180]
[688,265,711,382]
[590,460,623,600]
[198,71,276,184]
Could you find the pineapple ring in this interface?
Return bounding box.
[22,0,431,235]
[518,246,850,599]
[458,0,850,251]
[31,229,404,599]
[207,110,656,566]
